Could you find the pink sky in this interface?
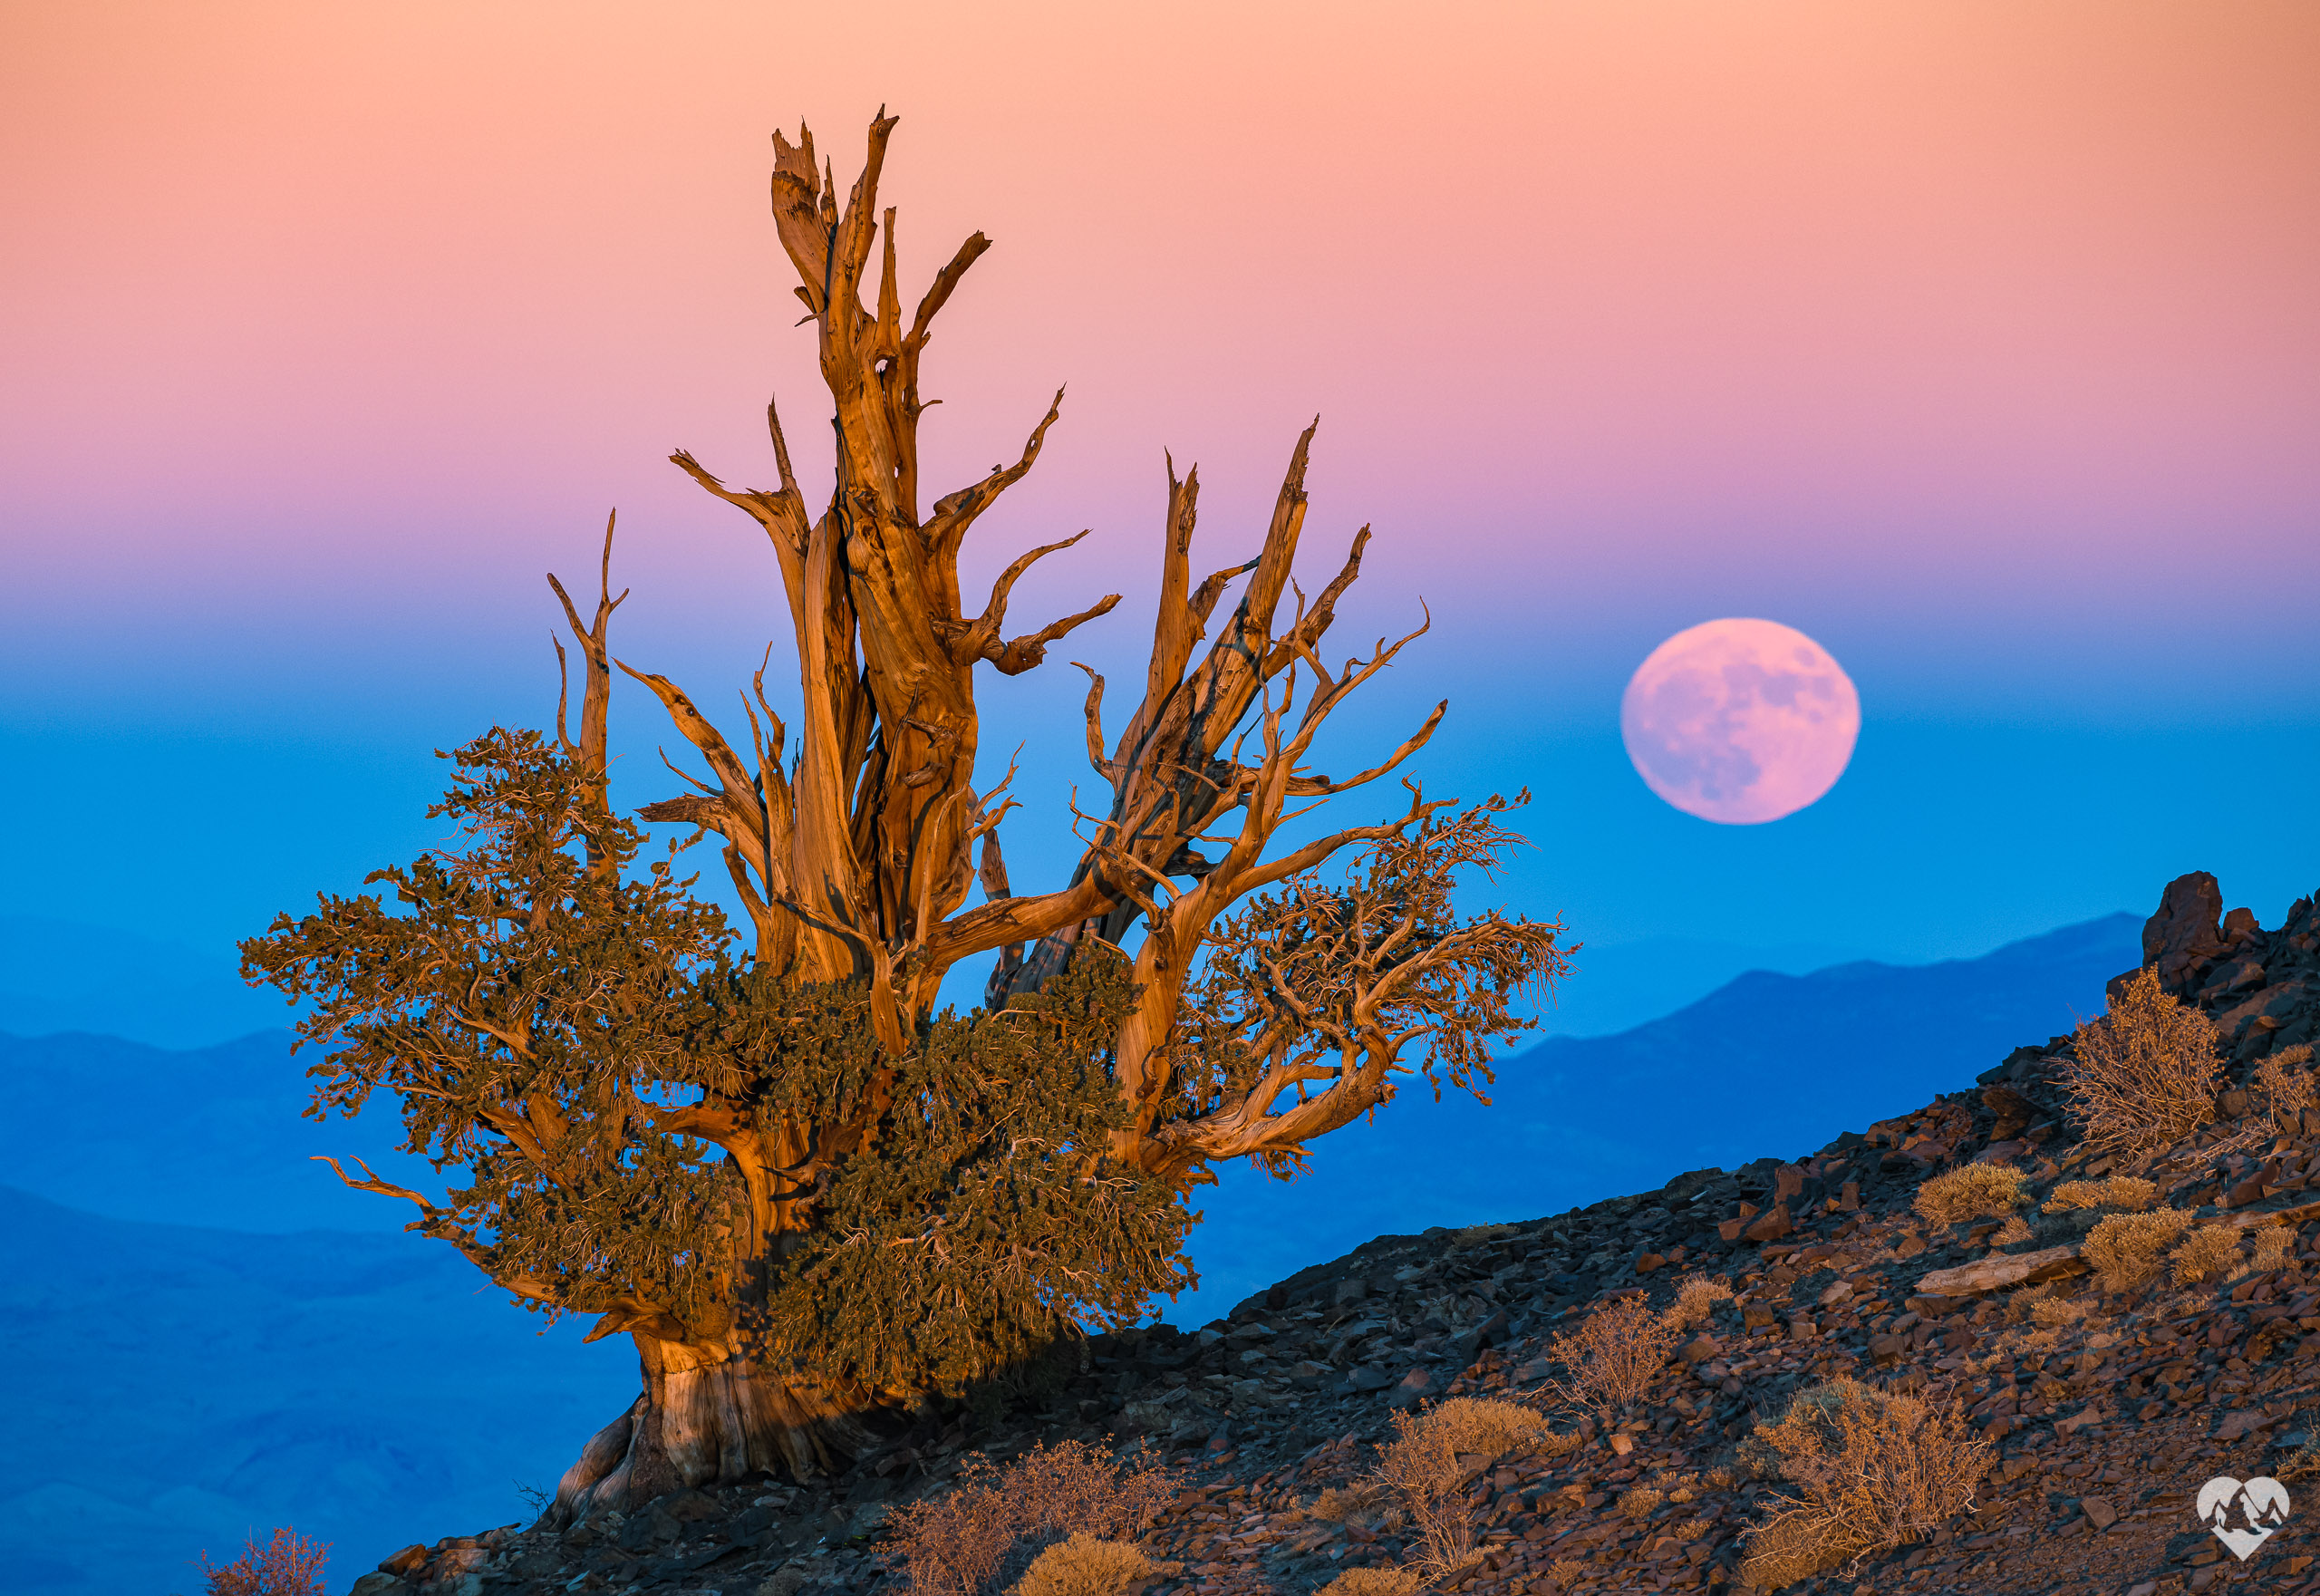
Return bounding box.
[4,1,2318,967]
[5,1,2315,714]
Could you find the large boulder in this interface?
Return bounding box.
[2114,871,2230,1000]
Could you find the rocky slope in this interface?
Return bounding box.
[347,873,2320,1596]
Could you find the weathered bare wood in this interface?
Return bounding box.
[1917,1243,2089,1297]
[1914,1197,2320,1299]
[456,111,1565,1511]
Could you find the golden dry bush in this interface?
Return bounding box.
[2276,1430,2320,1485]
[2257,1045,2317,1127]
[1543,1295,1680,1419]
[2003,1283,2053,1324]
[2082,1209,2196,1295]
[1992,1215,2033,1245]
[2055,967,2222,1156]
[1705,1466,1737,1490]
[1663,1272,1736,1332]
[2044,1176,2158,1214]
[1912,1164,2028,1224]
[1010,1535,1181,1596]
[2242,1225,2300,1278]
[1676,1514,1710,1540]
[1743,1514,1831,1590]
[2029,1295,2091,1329]
[2170,1224,2242,1287]
[1316,1569,1425,1596]
[1371,1398,1553,1573]
[1308,1485,1381,1523]
[1618,1486,1665,1519]
[1739,1378,1989,1591]
[888,1440,1179,1596]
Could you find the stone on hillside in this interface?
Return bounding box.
[1388,1369,1437,1409]
[2132,871,2229,997]
[349,1578,414,1596]
[1348,1366,1392,1391]
[1742,1204,1793,1243]
[2083,1495,2118,1529]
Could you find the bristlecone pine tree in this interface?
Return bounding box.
[241,112,1567,1522]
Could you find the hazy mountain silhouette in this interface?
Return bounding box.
[0,910,2138,1592]
[0,1186,633,1596]
[0,915,301,1049]
[1528,933,1874,1037]
[1167,911,2141,1320]
[0,1027,444,1233]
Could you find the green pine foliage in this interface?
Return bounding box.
[244,727,1189,1398]
[754,959,1189,1398]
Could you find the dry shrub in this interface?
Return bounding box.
[195,1529,329,1596]
[1542,1295,1679,1419]
[1913,1164,2028,1224]
[2055,967,2222,1156]
[1705,1466,1737,1490]
[1992,1215,2033,1245]
[1549,1558,1590,1586]
[2083,1208,2195,1295]
[2003,1283,2053,1324]
[1664,1272,1736,1331]
[1316,1569,1425,1596]
[888,1439,1178,1596]
[1618,1486,1665,1519]
[2257,1044,2318,1134]
[1739,1378,1989,1591]
[2241,1225,2300,1279]
[2044,1176,2159,1214]
[2277,1427,2320,1485]
[1676,1514,1710,1540]
[1372,1398,1553,1573]
[1309,1484,1382,1523]
[2029,1294,2091,1329]
[1010,1534,1181,1596]
[1532,1427,1585,1459]
[1654,1470,1701,1502]
[2170,1224,2242,1286]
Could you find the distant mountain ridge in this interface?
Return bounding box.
[0,1185,633,1596]
[1167,911,2142,1320]
[0,1027,440,1233]
[0,915,287,1049]
[0,909,2141,1592]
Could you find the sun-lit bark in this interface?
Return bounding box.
[647,118,1553,1181]
[264,112,1567,1514]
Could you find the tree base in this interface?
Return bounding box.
[544,1337,885,1525]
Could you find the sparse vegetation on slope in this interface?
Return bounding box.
[338,872,2320,1596]
[2055,965,2223,1155]
[1738,1378,1989,1588]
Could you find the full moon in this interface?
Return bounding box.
[1620,618,1860,825]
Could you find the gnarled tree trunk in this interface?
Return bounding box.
[546,1336,884,1524]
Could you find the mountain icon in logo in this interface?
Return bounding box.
[2197,1475,2291,1561]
